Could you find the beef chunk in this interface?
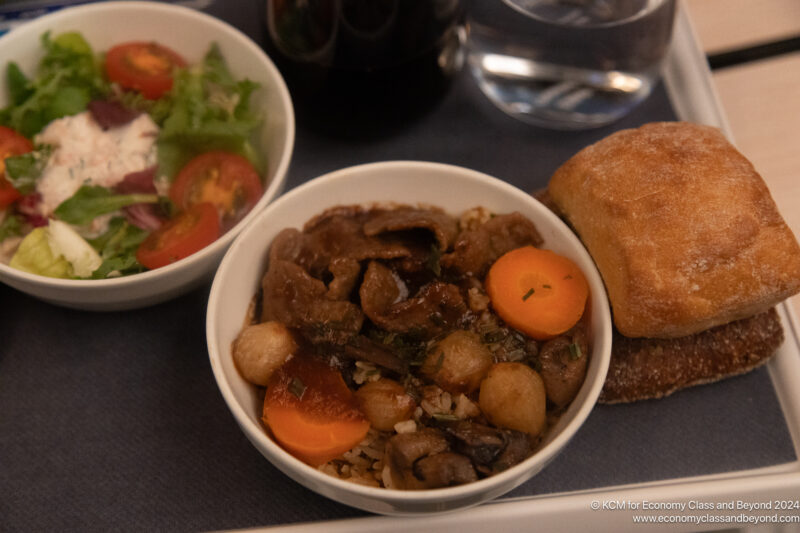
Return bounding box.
[360,261,468,339]
[304,207,413,263]
[268,228,330,278]
[261,259,363,345]
[326,256,361,300]
[362,206,459,251]
[270,211,413,283]
[442,212,544,277]
[269,231,363,301]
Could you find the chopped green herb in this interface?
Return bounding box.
[432,413,459,422]
[482,329,505,344]
[407,325,428,340]
[477,322,496,334]
[426,243,442,276]
[431,351,445,374]
[568,343,582,360]
[405,386,421,403]
[288,377,306,399]
[506,348,526,362]
[522,288,535,301]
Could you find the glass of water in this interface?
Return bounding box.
[467,0,676,129]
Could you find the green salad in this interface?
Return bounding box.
[0,31,264,279]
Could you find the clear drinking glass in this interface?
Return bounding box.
[467,0,677,129]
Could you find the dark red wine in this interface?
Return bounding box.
[264,0,464,136]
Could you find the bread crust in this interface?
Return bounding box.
[548,121,800,339]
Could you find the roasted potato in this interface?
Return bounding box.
[232,321,297,386]
[354,378,416,431]
[421,330,493,394]
[479,362,546,437]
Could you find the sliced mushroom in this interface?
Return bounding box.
[386,428,450,471]
[440,420,506,466]
[385,427,482,489]
[413,452,478,488]
[343,336,409,375]
[538,324,589,408]
[493,430,533,473]
[440,420,534,474]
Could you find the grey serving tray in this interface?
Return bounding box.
[1,2,798,532]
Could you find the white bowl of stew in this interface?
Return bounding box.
[0,1,294,310]
[207,161,612,515]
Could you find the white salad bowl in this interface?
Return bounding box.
[207,161,612,515]
[0,1,294,310]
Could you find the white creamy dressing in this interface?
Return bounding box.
[34,111,159,217]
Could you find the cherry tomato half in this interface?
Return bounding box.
[105,42,187,100]
[169,151,263,231]
[0,125,34,207]
[136,202,220,270]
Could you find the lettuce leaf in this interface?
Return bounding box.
[0,32,108,138]
[0,212,24,242]
[8,219,105,279]
[156,43,262,179]
[87,217,148,279]
[4,145,51,195]
[54,185,159,225]
[46,219,102,277]
[9,227,73,278]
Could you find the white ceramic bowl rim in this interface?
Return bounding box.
[0,1,295,289]
[208,160,612,507]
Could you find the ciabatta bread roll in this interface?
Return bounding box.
[548,122,800,339]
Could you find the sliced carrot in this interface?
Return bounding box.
[485,246,588,340]
[263,353,369,466]
[265,406,370,466]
